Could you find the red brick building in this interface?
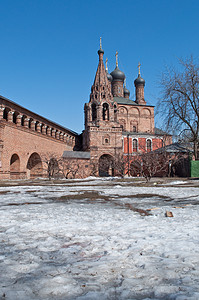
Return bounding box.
[82,42,171,176]
[0,41,171,179]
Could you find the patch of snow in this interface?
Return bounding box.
[0,180,199,299]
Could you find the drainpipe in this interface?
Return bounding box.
[127,134,130,177]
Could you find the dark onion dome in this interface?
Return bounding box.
[110,67,125,82]
[134,74,145,86]
[98,48,104,55]
[124,86,130,96]
[106,71,113,82]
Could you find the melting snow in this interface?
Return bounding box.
[0,178,199,299]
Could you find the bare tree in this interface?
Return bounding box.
[131,149,188,182]
[113,154,128,178]
[89,160,99,177]
[158,56,199,159]
[59,158,80,179]
[130,150,169,182]
[41,153,60,180]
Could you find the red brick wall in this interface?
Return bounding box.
[0,121,74,179]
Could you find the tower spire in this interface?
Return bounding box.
[98,37,104,59]
[115,51,118,67]
[138,62,141,76]
[105,58,108,71]
[100,37,102,50]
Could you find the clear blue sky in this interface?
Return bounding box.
[0,0,199,133]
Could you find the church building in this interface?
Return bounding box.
[82,40,171,176]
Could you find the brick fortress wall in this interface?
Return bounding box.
[0,96,78,179]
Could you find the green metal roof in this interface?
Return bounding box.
[113,97,154,107]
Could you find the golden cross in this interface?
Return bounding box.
[116,51,118,67]
[105,58,108,71]
[138,62,141,75]
[100,37,102,50]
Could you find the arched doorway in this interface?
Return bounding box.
[99,154,114,177]
[10,154,20,179]
[27,153,42,179]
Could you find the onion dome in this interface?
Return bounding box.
[110,51,125,82]
[106,71,113,82]
[134,74,145,86]
[110,67,125,82]
[98,48,104,55]
[98,37,104,55]
[124,86,130,96]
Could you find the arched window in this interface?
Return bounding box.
[146,139,152,152]
[114,104,117,121]
[133,139,138,152]
[103,103,109,120]
[133,126,137,132]
[91,103,97,121]
[119,119,126,131]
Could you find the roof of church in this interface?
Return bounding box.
[62,151,90,159]
[113,97,154,107]
[154,127,171,135]
[154,143,192,153]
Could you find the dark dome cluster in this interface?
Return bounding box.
[110,67,125,82]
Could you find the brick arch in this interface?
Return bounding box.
[129,107,140,117]
[99,154,114,177]
[119,106,128,115]
[102,103,109,120]
[119,118,126,131]
[3,107,11,121]
[13,111,20,124]
[27,152,43,179]
[130,120,138,132]
[91,102,97,121]
[142,108,151,117]
[10,153,20,179]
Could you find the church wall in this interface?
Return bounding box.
[117,104,155,134]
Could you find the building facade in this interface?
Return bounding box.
[82,43,171,176]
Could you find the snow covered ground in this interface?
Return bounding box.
[0,177,199,300]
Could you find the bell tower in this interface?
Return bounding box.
[83,39,122,172]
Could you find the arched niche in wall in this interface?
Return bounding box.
[102,103,109,121]
[10,154,20,178]
[27,152,43,179]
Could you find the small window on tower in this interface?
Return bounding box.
[105,138,109,144]
[133,126,137,132]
